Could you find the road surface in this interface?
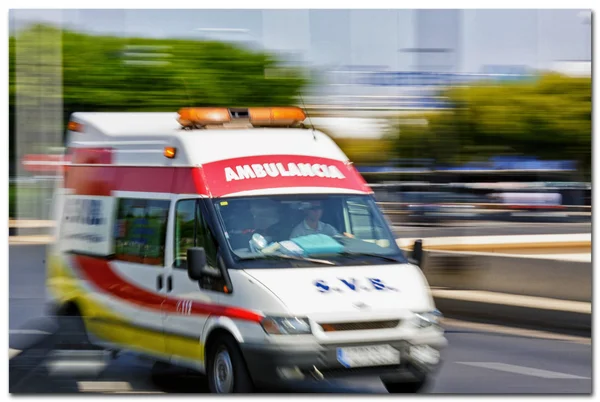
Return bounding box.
[9,244,592,394]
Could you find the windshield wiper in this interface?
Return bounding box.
[337,251,404,263]
[237,254,336,266]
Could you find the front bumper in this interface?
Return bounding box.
[240,339,444,387]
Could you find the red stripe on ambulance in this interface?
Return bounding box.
[65,155,370,197]
[73,255,264,323]
[66,166,203,196]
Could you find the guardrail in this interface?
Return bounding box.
[377,201,592,211]
[377,202,591,226]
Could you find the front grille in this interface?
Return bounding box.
[316,364,406,379]
[319,320,400,332]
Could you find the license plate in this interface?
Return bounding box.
[336,345,400,368]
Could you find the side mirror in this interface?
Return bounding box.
[187,247,207,281]
[411,239,424,267]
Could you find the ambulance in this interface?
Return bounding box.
[47,107,446,393]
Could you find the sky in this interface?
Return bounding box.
[9,9,592,73]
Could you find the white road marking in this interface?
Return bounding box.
[9,348,21,359]
[77,381,165,393]
[9,329,50,335]
[47,360,108,374]
[457,362,590,379]
[46,351,110,377]
[77,381,132,393]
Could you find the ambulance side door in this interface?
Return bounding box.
[109,195,170,357]
[162,197,223,369]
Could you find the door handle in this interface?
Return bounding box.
[167,276,173,293]
[157,275,163,290]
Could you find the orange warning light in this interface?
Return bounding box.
[164,147,177,159]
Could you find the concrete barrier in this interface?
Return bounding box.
[421,250,591,302]
[397,234,591,302]
[398,234,591,335]
[433,294,591,336]
[426,262,592,335]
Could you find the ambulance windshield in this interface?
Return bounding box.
[213,194,407,265]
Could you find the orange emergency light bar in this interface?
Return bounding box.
[177,107,306,128]
[178,108,232,127]
[248,107,306,126]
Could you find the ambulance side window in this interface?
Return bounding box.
[114,198,170,266]
[174,199,218,269]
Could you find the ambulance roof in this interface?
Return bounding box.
[68,112,349,166]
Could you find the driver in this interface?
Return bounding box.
[290,201,339,239]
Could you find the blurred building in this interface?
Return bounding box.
[11,9,591,74]
[9,9,592,221]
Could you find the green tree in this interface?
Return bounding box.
[10,24,309,149]
[392,73,591,178]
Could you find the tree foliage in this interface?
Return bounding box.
[9,24,309,168]
[330,136,396,165]
[391,73,591,176]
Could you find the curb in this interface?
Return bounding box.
[9,220,55,228]
[9,236,54,245]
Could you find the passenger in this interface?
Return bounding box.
[290,201,339,238]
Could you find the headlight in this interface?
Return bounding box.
[413,309,443,329]
[261,316,312,335]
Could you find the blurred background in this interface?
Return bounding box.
[9,9,591,225]
[7,8,593,394]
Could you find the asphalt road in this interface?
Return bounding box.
[9,244,592,394]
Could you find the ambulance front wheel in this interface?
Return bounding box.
[207,334,254,393]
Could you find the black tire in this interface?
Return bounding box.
[55,309,92,350]
[206,334,254,394]
[383,377,430,394]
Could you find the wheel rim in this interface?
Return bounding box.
[213,347,234,393]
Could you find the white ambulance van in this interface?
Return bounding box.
[47,107,446,393]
